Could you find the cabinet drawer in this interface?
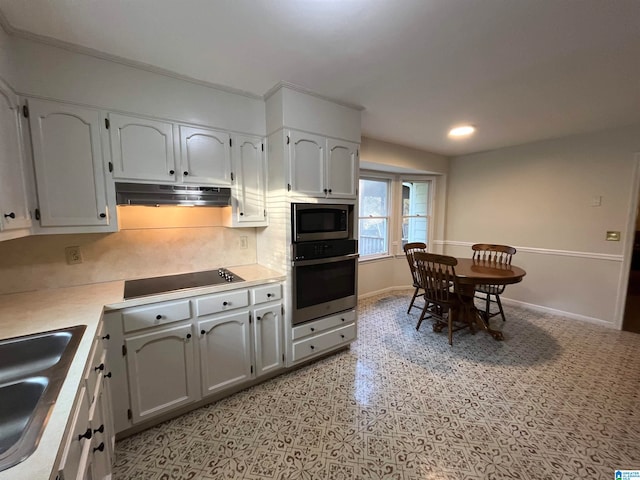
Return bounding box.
[57,386,90,480]
[292,309,356,340]
[251,284,282,305]
[122,299,191,333]
[85,343,106,405]
[195,289,249,317]
[292,323,356,363]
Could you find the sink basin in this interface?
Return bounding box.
[0,331,73,383]
[0,325,86,472]
[0,378,48,456]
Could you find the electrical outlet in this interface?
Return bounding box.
[240,236,248,249]
[65,246,83,265]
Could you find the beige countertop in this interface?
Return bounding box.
[0,263,283,480]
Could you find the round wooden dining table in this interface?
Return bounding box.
[453,258,526,340]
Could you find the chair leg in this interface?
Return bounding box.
[407,287,420,314]
[448,310,454,346]
[484,294,491,323]
[495,294,506,322]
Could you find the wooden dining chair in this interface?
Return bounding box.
[413,252,471,345]
[472,243,517,322]
[403,242,427,314]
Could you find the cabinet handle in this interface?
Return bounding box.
[340,334,345,339]
[156,314,162,320]
[93,424,104,434]
[310,327,315,332]
[93,442,105,453]
[102,334,110,340]
[310,345,315,350]
[257,316,261,321]
[169,169,175,175]
[240,212,244,216]
[223,301,228,306]
[78,428,92,441]
[183,171,189,176]
[104,372,112,378]
[94,363,104,372]
[99,213,106,218]
[266,293,273,298]
[186,333,192,339]
[341,318,345,322]
[4,212,15,219]
[328,189,332,193]
[323,189,328,194]
[201,329,206,335]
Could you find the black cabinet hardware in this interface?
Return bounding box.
[169,169,175,175]
[156,314,162,320]
[94,363,104,372]
[78,428,92,441]
[4,212,15,219]
[99,213,106,218]
[183,171,189,176]
[104,372,112,378]
[93,442,105,453]
[186,333,192,339]
[201,329,206,335]
[102,334,110,340]
[93,424,104,434]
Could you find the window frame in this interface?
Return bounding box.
[358,172,436,262]
[358,174,392,260]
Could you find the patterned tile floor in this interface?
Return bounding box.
[114,293,640,479]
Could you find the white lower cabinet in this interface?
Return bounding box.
[198,310,252,396]
[125,323,197,423]
[105,282,284,433]
[253,304,283,376]
[57,321,114,480]
[291,309,357,364]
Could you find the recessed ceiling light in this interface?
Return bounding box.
[448,125,475,137]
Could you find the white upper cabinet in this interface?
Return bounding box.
[225,134,266,226]
[0,80,31,234]
[326,139,358,199]
[289,131,325,197]
[179,126,231,185]
[28,99,113,229]
[108,113,176,183]
[288,130,358,199]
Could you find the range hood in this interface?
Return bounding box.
[115,182,231,207]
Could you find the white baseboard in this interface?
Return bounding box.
[358,288,617,329]
[358,285,413,300]
[499,297,616,328]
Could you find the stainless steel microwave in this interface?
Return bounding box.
[292,203,351,242]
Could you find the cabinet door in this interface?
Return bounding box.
[125,324,197,423]
[253,304,283,377]
[326,139,358,199]
[289,130,326,197]
[109,113,176,182]
[180,125,231,185]
[198,310,252,397]
[232,135,266,224]
[0,81,31,232]
[28,99,110,227]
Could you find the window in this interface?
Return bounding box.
[358,174,434,260]
[358,177,390,257]
[401,180,431,247]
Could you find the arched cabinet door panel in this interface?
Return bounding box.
[108,112,176,182]
[326,139,358,199]
[125,324,197,423]
[28,99,111,227]
[198,310,252,397]
[180,125,231,186]
[0,80,31,232]
[231,135,266,225]
[289,131,325,198]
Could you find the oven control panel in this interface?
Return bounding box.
[292,239,357,261]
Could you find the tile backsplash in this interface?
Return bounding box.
[0,227,257,295]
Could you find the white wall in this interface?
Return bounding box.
[0,24,15,86]
[358,137,449,298]
[10,35,265,135]
[445,123,640,326]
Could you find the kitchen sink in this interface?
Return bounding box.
[0,330,75,383]
[0,325,86,472]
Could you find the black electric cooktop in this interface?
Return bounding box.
[124,268,244,300]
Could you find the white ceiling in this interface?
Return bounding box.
[1,0,639,156]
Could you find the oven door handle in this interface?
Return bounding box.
[293,253,359,267]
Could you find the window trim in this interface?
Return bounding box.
[358,171,436,261]
[358,174,392,260]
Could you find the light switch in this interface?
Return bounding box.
[606,231,620,241]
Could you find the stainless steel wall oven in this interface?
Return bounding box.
[291,239,358,326]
